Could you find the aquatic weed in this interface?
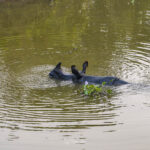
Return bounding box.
[79,81,113,98]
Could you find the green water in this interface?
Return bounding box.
[0,0,150,149]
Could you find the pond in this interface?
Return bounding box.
[0,0,150,149]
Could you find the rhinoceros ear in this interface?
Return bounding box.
[55,62,61,69]
[71,65,82,79]
[81,61,88,74]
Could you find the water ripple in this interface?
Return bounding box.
[0,64,121,131]
[110,41,150,83]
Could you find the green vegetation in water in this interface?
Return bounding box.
[79,81,113,98]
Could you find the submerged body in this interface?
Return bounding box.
[71,64,128,86]
[72,75,128,86]
[49,62,129,86]
[49,72,73,80]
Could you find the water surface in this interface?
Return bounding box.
[0,0,150,150]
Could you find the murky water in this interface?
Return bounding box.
[0,0,150,149]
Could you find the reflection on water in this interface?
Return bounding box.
[0,0,150,149]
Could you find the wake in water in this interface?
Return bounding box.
[17,65,73,89]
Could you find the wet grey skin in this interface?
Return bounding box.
[49,61,128,86]
[71,65,129,86]
[49,61,88,81]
